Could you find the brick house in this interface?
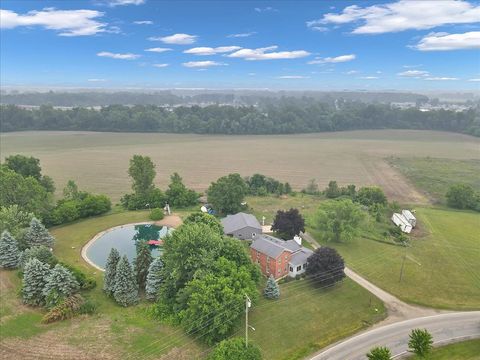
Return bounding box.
[250,234,313,279]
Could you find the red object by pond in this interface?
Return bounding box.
[147,240,163,246]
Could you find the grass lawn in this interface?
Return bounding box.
[388,157,480,204]
[407,339,480,359]
[246,278,386,360]
[310,207,480,309]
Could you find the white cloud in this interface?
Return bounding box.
[308,54,356,64]
[0,8,107,36]
[227,32,256,38]
[425,77,459,81]
[254,7,278,13]
[345,70,358,74]
[359,76,379,79]
[153,63,169,68]
[397,70,430,77]
[150,33,197,44]
[133,20,153,25]
[182,61,226,68]
[87,78,106,82]
[97,51,140,60]
[277,75,310,79]
[145,47,172,53]
[309,26,329,32]
[415,31,480,51]
[308,0,480,34]
[468,78,480,82]
[184,46,241,55]
[227,46,310,61]
[108,0,145,6]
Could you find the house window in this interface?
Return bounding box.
[296,265,302,271]
[289,266,293,272]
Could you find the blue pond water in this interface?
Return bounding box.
[86,224,172,269]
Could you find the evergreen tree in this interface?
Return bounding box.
[103,248,120,296]
[24,217,55,248]
[22,258,51,306]
[134,240,152,291]
[113,255,139,307]
[264,275,280,299]
[19,245,57,269]
[43,264,79,308]
[0,230,20,269]
[145,257,163,301]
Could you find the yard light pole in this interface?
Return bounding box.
[245,294,252,347]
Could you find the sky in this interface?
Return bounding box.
[1,0,479,91]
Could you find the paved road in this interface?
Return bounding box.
[308,312,480,360]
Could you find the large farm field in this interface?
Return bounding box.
[1,130,479,204]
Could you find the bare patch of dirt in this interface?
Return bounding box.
[155,214,183,228]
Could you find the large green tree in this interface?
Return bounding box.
[22,258,51,306]
[0,205,35,242]
[183,212,224,236]
[165,172,199,207]
[128,155,156,195]
[0,231,20,269]
[208,337,262,360]
[103,248,120,296]
[313,199,365,243]
[356,186,387,207]
[24,218,55,248]
[207,173,248,215]
[113,255,139,307]
[271,208,305,239]
[43,264,79,308]
[306,247,345,286]
[145,257,163,301]
[4,154,42,180]
[134,240,153,291]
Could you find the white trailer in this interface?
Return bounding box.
[391,213,413,233]
[402,210,416,227]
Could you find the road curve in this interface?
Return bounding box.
[308,312,480,360]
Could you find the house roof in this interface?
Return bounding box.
[289,248,313,266]
[250,234,303,259]
[221,212,262,234]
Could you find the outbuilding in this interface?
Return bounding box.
[391,213,413,233]
[221,212,262,240]
[402,210,417,227]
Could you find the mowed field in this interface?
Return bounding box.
[1,130,479,204]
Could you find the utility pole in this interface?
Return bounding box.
[245,294,251,347]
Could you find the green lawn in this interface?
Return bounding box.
[310,207,480,309]
[407,339,480,359]
[388,157,480,204]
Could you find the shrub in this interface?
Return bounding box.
[150,208,164,221]
[264,275,280,300]
[59,262,96,290]
[78,299,97,315]
[42,294,85,324]
[20,245,58,269]
[208,337,262,360]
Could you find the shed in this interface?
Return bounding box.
[221,212,262,240]
[402,210,416,227]
[391,213,413,233]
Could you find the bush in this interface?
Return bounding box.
[42,294,85,324]
[20,245,58,269]
[121,189,166,211]
[78,299,97,315]
[59,262,97,290]
[150,208,164,221]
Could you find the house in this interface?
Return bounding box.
[250,234,313,279]
[402,210,416,227]
[221,212,262,240]
[391,213,413,233]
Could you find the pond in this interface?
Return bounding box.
[85,223,173,270]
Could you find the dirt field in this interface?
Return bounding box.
[1,130,478,204]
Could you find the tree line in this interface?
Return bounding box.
[2,101,479,136]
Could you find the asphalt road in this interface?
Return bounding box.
[309,312,480,360]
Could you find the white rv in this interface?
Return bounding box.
[391,213,413,233]
[402,210,416,227]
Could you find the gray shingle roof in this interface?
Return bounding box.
[250,234,304,259]
[289,248,313,266]
[221,212,262,234]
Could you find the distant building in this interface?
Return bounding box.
[401,210,416,227]
[391,213,413,233]
[221,212,262,240]
[250,234,313,279]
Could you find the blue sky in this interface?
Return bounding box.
[1,0,479,90]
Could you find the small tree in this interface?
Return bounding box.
[366,346,392,360]
[446,184,476,209]
[20,245,57,268]
[0,231,20,269]
[145,257,163,301]
[113,256,139,307]
[24,217,55,248]
[208,337,262,360]
[264,275,280,299]
[304,178,319,195]
[43,264,80,308]
[134,240,152,291]
[271,208,305,239]
[325,180,341,198]
[356,187,387,207]
[22,258,51,306]
[306,247,345,286]
[103,248,120,296]
[408,328,433,358]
